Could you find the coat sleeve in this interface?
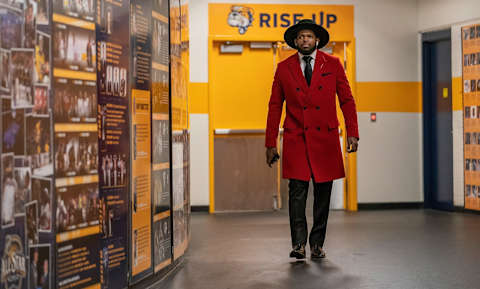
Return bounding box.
[335,58,359,139]
[265,66,285,148]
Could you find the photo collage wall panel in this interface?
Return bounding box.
[1,0,55,288]
[463,24,480,211]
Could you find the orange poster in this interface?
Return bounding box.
[462,24,480,211]
[130,89,152,275]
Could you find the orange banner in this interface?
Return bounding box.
[131,89,152,275]
[209,4,354,42]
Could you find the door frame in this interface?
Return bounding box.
[422,29,454,210]
[207,39,358,212]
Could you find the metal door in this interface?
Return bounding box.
[423,30,454,210]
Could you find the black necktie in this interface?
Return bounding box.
[302,55,312,86]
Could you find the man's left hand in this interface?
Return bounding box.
[347,137,359,153]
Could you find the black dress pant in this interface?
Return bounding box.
[288,179,333,248]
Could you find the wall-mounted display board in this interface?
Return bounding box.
[170,0,190,261]
[0,0,56,288]
[96,0,130,287]
[0,0,190,288]
[463,24,480,211]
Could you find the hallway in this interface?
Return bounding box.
[160,209,480,289]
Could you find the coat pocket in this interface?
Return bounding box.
[328,119,340,131]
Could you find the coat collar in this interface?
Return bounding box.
[286,50,329,92]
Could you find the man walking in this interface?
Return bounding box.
[265,19,359,260]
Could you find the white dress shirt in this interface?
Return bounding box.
[298,49,317,76]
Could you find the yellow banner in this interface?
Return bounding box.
[56,226,100,243]
[131,89,152,275]
[209,4,354,42]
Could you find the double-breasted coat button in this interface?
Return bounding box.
[316,106,320,110]
[305,127,308,131]
[318,86,323,90]
[303,106,307,110]
[316,127,320,131]
[296,88,300,91]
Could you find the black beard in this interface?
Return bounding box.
[297,45,316,55]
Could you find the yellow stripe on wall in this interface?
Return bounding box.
[452,77,463,111]
[189,82,209,114]
[356,82,422,113]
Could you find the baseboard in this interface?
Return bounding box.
[454,206,480,215]
[191,205,209,212]
[358,202,424,210]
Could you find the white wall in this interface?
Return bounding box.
[417,0,480,33]
[189,114,210,206]
[357,113,423,203]
[417,0,480,207]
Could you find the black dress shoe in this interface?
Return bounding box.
[289,244,306,259]
[310,244,326,259]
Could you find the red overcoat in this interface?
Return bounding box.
[265,50,359,182]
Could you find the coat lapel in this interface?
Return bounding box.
[287,55,308,92]
[309,50,328,91]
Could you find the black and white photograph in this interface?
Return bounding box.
[0,49,11,92]
[35,32,50,85]
[464,54,470,67]
[29,244,51,289]
[466,132,471,145]
[470,53,476,66]
[1,153,15,228]
[152,119,169,163]
[52,0,95,21]
[470,25,476,39]
[471,105,477,119]
[54,131,98,177]
[53,78,96,123]
[463,28,470,40]
[464,79,470,93]
[27,114,53,176]
[153,169,170,213]
[14,156,31,216]
[25,200,39,246]
[56,183,99,233]
[465,106,471,119]
[0,8,22,49]
[11,49,35,109]
[100,153,127,188]
[466,185,472,197]
[31,177,52,232]
[98,41,127,97]
[471,80,477,92]
[33,85,49,115]
[53,23,95,72]
[154,217,171,268]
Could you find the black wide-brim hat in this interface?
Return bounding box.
[284,19,330,49]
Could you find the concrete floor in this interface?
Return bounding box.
[160,209,480,289]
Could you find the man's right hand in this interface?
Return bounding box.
[266,147,279,167]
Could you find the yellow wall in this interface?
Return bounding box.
[189,82,209,113]
[356,82,422,113]
[452,76,462,111]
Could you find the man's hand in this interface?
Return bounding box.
[347,137,359,153]
[266,147,280,167]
